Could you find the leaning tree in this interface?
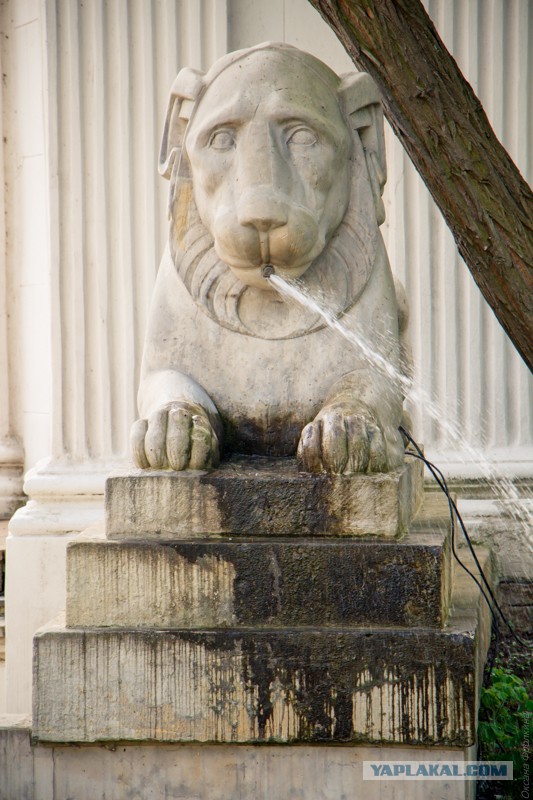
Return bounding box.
[307,0,533,371]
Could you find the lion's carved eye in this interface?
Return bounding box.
[286,127,318,147]
[208,129,235,151]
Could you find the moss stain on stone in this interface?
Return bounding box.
[171,628,477,745]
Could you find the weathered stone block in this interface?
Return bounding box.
[498,579,533,632]
[0,726,477,800]
[34,554,490,747]
[105,456,424,539]
[0,715,34,800]
[68,495,451,629]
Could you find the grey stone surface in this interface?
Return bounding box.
[0,731,476,800]
[34,553,490,747]
[106,456,424,539]
[498,579,533,631]
[0,716,34,800]
[452,509,533,632]
[68,494,451,629]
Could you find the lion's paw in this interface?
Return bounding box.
[131,401,220,471]
[297,403,402,475]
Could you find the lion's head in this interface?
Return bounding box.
[159,43,388,336]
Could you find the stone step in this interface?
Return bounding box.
[0,720,477,800]
[105,456,424,539]
[67,494,451,629]
[33,553,490,747]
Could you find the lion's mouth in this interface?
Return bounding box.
[261,264,275,279]
[211,206,326,275]
[220,259,316,290]
[214,233,325,278]
[220,254,316,272]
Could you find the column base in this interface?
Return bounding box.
[0,439,24,519]
[5,457,126,713]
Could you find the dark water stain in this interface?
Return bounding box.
[152,537,446,627]
[199,456,334,537]
[222,415,302,458]
[172,628,477,746]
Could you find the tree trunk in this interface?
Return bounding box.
[307,0,533,372]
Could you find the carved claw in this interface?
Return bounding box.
[297,403,398,475]
[131,401,220,471]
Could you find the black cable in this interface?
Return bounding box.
[399,425,533,651]
[406,445,505,677]
[485,614,500,682]
[404,449,499,626]
[402,431,532,650]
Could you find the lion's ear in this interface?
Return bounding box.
[159,67,205,180]
[339,72,387,224]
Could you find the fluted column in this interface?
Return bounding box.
[9,0,228,536]
[5,0,227,713]
[0,26,23,519]
[382,0,533,476]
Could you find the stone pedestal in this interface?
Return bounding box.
[66,492,448,630]
[31,458,490,798]
[106,456,424,539]
[35,571,485,745]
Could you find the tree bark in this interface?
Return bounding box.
[307,0,533,372]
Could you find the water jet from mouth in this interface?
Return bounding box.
[269,271,533,553]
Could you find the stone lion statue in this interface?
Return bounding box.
[131,43,411,475]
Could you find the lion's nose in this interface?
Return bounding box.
[237,190,288,232]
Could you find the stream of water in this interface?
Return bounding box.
[269,272,533,553]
